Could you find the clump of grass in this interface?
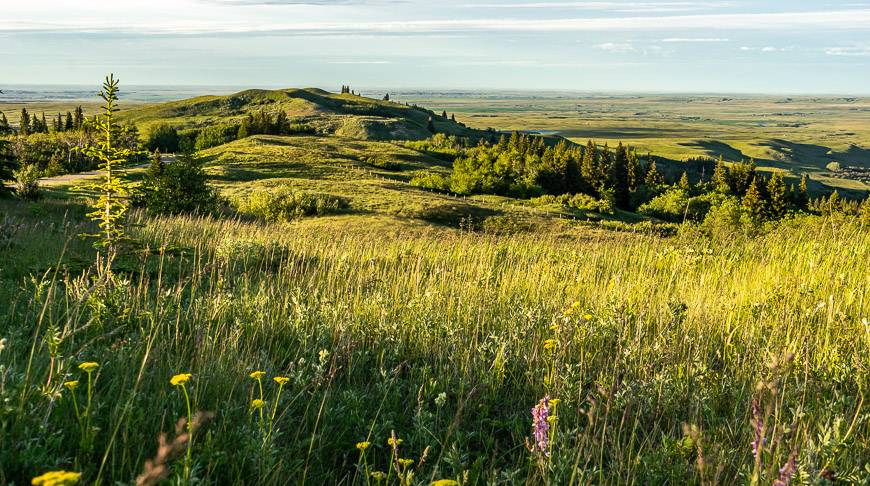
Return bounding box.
[235,187,349,222]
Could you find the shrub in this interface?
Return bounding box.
[137,153,222,215]
[195,124,240,150]
[481,214,530,235]
[145,124,180,153]
[567,193,614,214]
[701,196,757,237]
[13,164,42,201]
[637,188,719,223]
[237,187,349,222]
[410,172,451,192]
[364,155,402,171]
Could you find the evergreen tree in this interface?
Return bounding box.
[78,74,141,267]
[581,140,598,193]
[644,161,665,186]
[610,143,631,208]
[679,171,690,190]
[626,149,640,191]
[742,177,766,220]
[40,113,48,133]
[383,93,390,101]
[0,112,9,135]
[442,110,448,118]
[451,114,457,122]
[19,108,30,136]
[766,172,788,218]
[54,113,63,133]
[65,112,74,131]
[712,156,730,193]
[797,174,809,209]
[74,106,84,129]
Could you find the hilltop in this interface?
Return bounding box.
[121,87,489,142]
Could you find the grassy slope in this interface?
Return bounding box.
[1,194,868,484]
[119,88,486,142]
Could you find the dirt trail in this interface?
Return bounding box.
[17,154,176,187]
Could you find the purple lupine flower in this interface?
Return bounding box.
[531,396,550,456]
[773,451,798,486]
[750,398,765,460]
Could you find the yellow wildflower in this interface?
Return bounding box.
[398,458,414,468]
[370,471,387,480]
[31,470,82,486]
[251,399,266,409]
[387,437,403,447]
[63,381,79,391]
[431,481,459,486]
[273,376,290,385]
[249,371,266,380]
[583,314,593,321]
[548,398,561,408]
[78,362,99,373]
[356,441,371,451]
[543,339,557,351]
[170,373,192,386]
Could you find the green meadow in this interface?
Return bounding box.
[1,87,869,485]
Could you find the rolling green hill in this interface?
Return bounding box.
[121,88,489,142]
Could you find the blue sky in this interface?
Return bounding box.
[2,0,870,93]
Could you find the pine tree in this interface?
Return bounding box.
[712,156,730,193]
[74,106,84,129]
[77,75,141,267]
[766,172,788,218]
[581,140,598,193]
[626,149,640,191]
[742,177,766,220]
[441,110,448,118]
[40,113,48,133]
[679,171,690,190]
[19,108,30,136]
[451,114,456,122]
[610,143,631,208]
[797,174,809,209]
[55,113,63,132]
[65,112,74,131]
[645,161,665,186]
[0,112,9,135]
[383,93,390,101]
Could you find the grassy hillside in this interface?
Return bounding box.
[120,88,487,142]
[1,194,868,484]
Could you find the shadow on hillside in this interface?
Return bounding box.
[678,140,749,162]
[758,139,835,170]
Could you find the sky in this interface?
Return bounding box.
[2,0,870,93]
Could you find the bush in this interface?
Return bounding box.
[529,193,614,214]
[364,155,402,171]
[137,153,221,215]
[481,214,531,235]
[410,172,451,192]
[13,164,41,201]
[638,188,721,223]
[701,196,757,237]
[237,187,349,222]
[195,124,240,150]
[145,124,180,153]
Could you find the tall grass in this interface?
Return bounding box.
[1,207,868,484]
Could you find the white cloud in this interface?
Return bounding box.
[3,8,870,34]
[662,37,729,42]
[463,1,735,13]
[594,42,635,53]
[825,45,870,56]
